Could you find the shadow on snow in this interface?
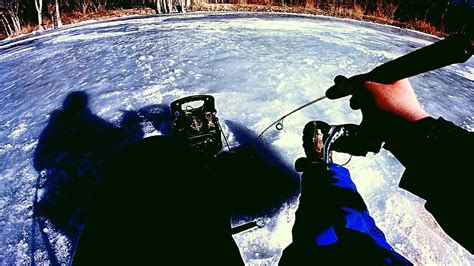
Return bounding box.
[31,91,300,264]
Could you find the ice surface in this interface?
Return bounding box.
[1,12,473,265]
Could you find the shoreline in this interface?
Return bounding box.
[190,3,446,37]
[0,6,445,43]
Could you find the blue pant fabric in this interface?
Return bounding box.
[279,162,412,265]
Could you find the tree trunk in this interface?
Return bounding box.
[15,15,21,31]
[166,0,171,13]
[1,19,9,36]
[34,0,44,30]
[186,0,192,11]
[156,0,162,13]
[8,10,21,32]
[55,0,63,28]
[164,0,169,13]
[82,1,88,14]
[161,0,167,13]
[1,15,13,36]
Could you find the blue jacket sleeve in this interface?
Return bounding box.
[280,162,411,265]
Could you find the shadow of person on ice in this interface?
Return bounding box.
[73,135,247,265]
[73,102,300,264]
[211,120,301,219]
[123,103,300,219]
[32,91,144,244]
[118,110,146,144]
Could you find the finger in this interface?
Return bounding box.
[334,75,349,85]
[326,84,343,100]
[349,96,361,110]
[326,75,354,99]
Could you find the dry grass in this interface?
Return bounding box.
[409,19,440,35]
[192,3,445,36]
[18,24,40,36]
[353,4,364,20]
[1,8,155,40]
[326,5,365,20]
[5,23,41,39]
[61,8,156,25]
[1,4,446,40]
[191,3,321,14]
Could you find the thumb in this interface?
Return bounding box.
[326,75,353,99]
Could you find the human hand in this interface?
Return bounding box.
[326,75,429,141]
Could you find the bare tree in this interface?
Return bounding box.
[163,0,170,13]
[185,0,192,11]
[81,0,90,14]
[175,0,182,12]
[1,13,13,36]
[54,0,62,28]
[156,0,170,13]
[1,0,21,34]
[91,0,107,12]
[180,0,187,12]
[34,0,43,30]
[155,0,162,13]
[155,0,172,13]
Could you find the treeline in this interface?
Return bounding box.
[1,0,473,39]
[209,0,472,35]
[0,0,190,38]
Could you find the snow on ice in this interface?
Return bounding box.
[1,12,473,265]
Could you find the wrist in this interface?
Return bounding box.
[383,116,437,166]
[399,109,429,122]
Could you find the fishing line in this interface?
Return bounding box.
[219,123,232,152]
[255,95,327,142]
[340,155,352,166]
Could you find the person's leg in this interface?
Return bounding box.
[280,121,411,265]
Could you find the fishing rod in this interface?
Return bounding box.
[255,95,327,140]
[256,34,473,140]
